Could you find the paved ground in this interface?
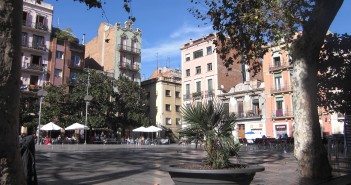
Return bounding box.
[35,144,351,185]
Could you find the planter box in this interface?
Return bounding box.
[161,163,264,185]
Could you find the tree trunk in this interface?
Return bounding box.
[292,0,343,179]
[292,43,331,178]
[0,0,26,184]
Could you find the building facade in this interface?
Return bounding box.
[85,21,142,83]
[21,0,53,95]
[181,34,263,130]
[262,45,294,138]
[141,67,182,134]
[218,80,266,139]
[48,30,85,89]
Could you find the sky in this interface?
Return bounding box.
[46,0,351,79]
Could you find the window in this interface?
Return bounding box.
[238,101,244,117]
[121,36,127,49]
[175,91,180,98]
[131,39,137,52]
[274,73,282,90]
[196,81,201,92]
[54,69,62,77]
[33,35,44,48]
[207,46,212,55]
[165,90,171,97]
[193,49,203,59]
[21,32,28,46]
[185,84,190,98]
[224,103,229,115]
[166,104,171,111]
[186,69,190,77]
[276,97,283,116]
[196,66,201,74]
[176,105,180,112]
[56,51,63,59]
[176,118,181,125]
[31,55,41,65]
[273,56,281,67]
[71,55,80,65]
[185,53,190,61]
[207,63,212,71]
[22,12,28,25]
[252,99,260,116]
[29,75,39,85]
[36,15,45,26]
[207,79,213,95]
[166,118,171,125]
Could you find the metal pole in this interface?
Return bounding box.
[37,97,43,145]
[37,65,46,145]
[84,101,88,144]
[84,70,90,144]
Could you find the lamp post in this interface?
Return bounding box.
[84,70,93,144]
[37,65,47,145]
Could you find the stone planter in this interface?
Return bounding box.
[161,163,265,185]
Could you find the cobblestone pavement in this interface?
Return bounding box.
[35,144,351,185]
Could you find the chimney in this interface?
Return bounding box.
[82,34,86,45]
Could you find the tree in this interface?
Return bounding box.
[0,1,103,184]
[114,77,149,136]
[317,33,351,114]
[189,0,345,178]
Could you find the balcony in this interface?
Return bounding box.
[269,62,292,72]
[68,59,84,70]
[118,44,141,55]
[183,94,191,100]
[204,90,215,98]
[22,20,49,33]
[271,84,293,95]
[119,62,140,72]
[236,110,261,120]
[272,110,294,119]
[21,62,43,73]
[192,92,202,99]
[22,42,48,53]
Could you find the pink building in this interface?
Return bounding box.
[262,45,294,138]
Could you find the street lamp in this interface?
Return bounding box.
[84,70,93,144]
[37,65,47,145]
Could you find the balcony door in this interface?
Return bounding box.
[274,73,282,91]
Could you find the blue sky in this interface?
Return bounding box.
[46,0,350,79]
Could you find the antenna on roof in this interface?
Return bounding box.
[57,17,60,28]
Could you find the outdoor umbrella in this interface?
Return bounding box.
[145,126,162,142]
[65,123,88,130]
[41,122,62,131]
[40,122,62,143]
[132,126,147,132]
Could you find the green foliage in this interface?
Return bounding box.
[52,27,79,44]
[180,100,239,169]
[318,33,351,113]
[189,0,311,74]
[38,70,148,132]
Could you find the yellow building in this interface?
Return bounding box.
[141,67,182,137]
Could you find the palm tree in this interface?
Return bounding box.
[180,100,239,169]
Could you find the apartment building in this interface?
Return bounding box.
[262,45,295,138]
[21,0,53,95]
[141,67,182,135]
[85,21,142,83]
[48,28,85,89]
[218,80,266,139]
